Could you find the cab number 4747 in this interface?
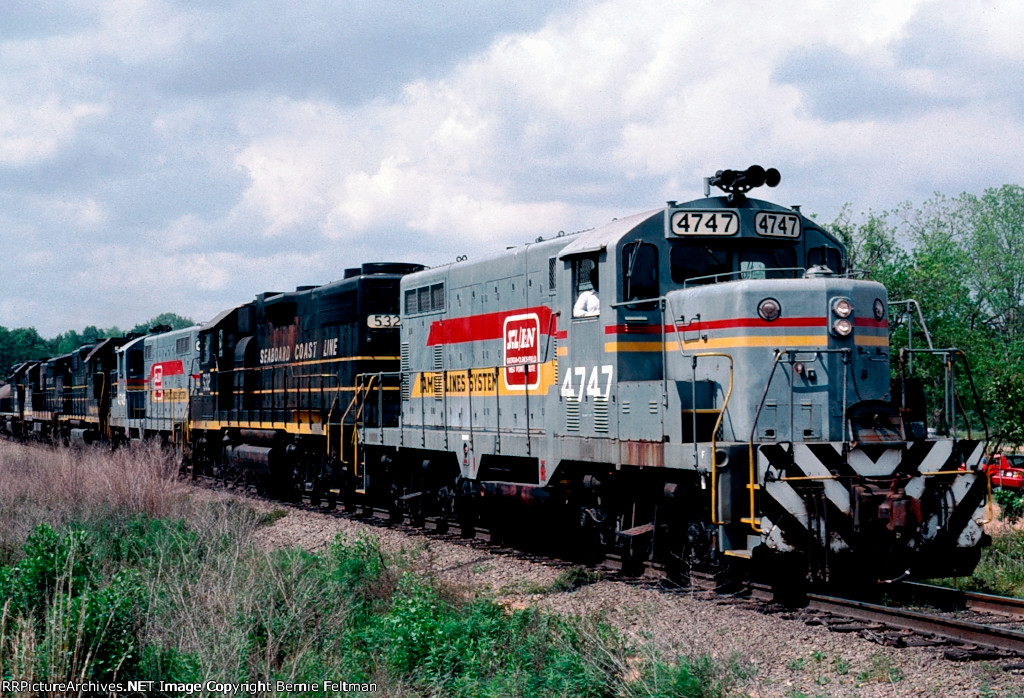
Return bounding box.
[560,364,613,401]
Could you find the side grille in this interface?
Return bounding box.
[566,400,580,431]
[400,342,410,400]
[594,397,609,434]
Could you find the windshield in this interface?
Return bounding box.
[670,242,797,284]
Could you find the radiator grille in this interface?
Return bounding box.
[566,400,579,431]
[594,397,609,434]
[400,342,410,400]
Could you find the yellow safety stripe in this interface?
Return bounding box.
[604,334,887,352]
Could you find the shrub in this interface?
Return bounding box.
[994,487,1024,521]
[0,524,145,683]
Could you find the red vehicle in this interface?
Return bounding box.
[982,454,1024,490]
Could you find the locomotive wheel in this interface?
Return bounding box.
[455,476,477,538]
[388,481,404,524]
[431,482,455,534]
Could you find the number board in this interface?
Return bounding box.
[367,314,401,328]
[754,212,800,238]
[668,210,738,236]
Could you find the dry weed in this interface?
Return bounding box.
[0,441,189,559]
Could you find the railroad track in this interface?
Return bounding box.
[195,471,1024,667]
[738,580,1024,665]
[760,588,1024,661]
[891,581,1024,620]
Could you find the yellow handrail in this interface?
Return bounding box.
[972,455,995,525]
[351,375,379,476]
[324,395,339,455]
[689,352,734,526]
[336,375,379,475]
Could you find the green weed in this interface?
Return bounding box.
[856,651,904,684]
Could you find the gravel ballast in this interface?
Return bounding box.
[246,499,1023,697]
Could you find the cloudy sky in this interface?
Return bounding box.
[2,0,1022,336]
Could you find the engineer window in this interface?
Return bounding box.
[622,241,659,307]
[572,256,600,318]
[739,247,797,279]
[808,246,842,274]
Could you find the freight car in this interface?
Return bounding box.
[354,166,990,587]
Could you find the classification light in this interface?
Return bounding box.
[758,298,781,322]
[873,298,885,321]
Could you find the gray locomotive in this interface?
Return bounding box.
[359,166,989,586]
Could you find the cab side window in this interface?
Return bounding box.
[572,256,601,318]
[622,241,659,303]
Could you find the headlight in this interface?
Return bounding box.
[758,298,781,322]
[832,298,853,318]
[832,318,853,336]
[873,298,885,321]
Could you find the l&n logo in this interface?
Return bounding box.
[503,313,541,390]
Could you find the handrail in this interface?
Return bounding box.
[690,352,734,526]
[325,395,339,456]
[97,371,110,442]
[183,357,201,449]
[336,389,363,467]
[890,299,934,376]
[334,375,387,477]
[683,267,807,287]
[968,430,999,525]
[898,347,989,446]
[744,352,785,534]
[351,374,379,475]
[890,298,935,349]
[954,349,989,444]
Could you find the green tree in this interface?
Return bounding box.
[965,184,1024,346]
[131,313,194,335]
[837,187,1024,442]
[828,204,908,289]
[960,185,1024,443]
[0,326,51,376]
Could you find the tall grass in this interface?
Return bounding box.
[0,443,748,696]
[0,441,188,564]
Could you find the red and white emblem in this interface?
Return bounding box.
[152,364,164,401]
[503,313,541,390]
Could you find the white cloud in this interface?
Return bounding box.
[2,0,1024,336]
[0,96,105,165]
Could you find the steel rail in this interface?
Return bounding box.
[800,590,1024,656]
[896,581,1024,620]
